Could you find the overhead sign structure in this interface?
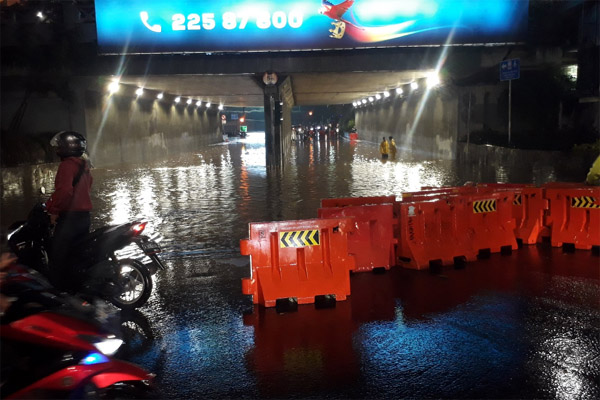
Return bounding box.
[500,58,520,81]
[95,0,529,54]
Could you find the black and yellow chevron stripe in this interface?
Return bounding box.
[571,196,600,209]
[473,199,497,213]
[513,194,522,205]
[279,230,320,248]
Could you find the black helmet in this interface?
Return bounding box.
[50,131,87,158]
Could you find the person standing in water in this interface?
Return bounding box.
[379,137,389,160]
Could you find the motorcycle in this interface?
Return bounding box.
[0,262,156,399]
[7,201,167,310]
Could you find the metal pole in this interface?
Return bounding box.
[508,80,512,144]
[467,91,472,152]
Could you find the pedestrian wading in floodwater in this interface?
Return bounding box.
[380,137,389,160]
[389,136,397,159]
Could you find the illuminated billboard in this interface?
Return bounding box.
[95,0,529,54]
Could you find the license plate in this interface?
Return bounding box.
[139,239,161,254]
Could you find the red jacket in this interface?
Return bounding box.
[46,157,93,215]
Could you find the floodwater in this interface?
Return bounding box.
[1,133,598,399]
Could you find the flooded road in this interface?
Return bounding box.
[1,133,598,399]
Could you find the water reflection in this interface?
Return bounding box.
[1,134,596,399]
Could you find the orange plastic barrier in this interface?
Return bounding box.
[240,218,355,307]
[318,204,396,272]
[514,188,548,245]
[475,184,536,239]
[321,196,396,208]
[397,191,518,270]
[397,197,477,270]
[454,191,518,254]
[544,186,600,249]
[401,187,478,203]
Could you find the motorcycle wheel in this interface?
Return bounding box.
[110,259,153,311]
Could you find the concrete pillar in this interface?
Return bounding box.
[264,85,282,168]
[263,75,294,168]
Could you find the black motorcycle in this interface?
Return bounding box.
[7,202,167,310]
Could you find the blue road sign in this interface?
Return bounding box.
[500,59,520,81]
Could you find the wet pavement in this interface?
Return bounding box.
[1,133,599,399]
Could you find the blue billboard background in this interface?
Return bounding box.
[95,0,529,54]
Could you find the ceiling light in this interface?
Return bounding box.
[384,91,390,98]
[36,11,44,20]
[411,82,419,91]
[186,98,193,105]
[108,81,120,94]
[206,102,211,107]
[375,94,382,100]
[135,88,144,96]
[427,74,441,88]
[361,99,367,104]
[368,97,374,102]
[174,96,181,103]
[396,88,403,95]
[196,100,202,107]
[218,104,224,110]
[157,93,164,100]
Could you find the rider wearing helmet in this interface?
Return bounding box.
[45,131,93,290]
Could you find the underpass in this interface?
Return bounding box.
[1,1,599,399]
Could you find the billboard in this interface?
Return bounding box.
[95,0,529,54]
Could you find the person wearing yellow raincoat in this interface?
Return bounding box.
[379,137,389,160]
[388,136,397,159]
[585,154,600,185]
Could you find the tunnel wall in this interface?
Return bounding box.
[0,78,221,168]
[83,86,221,167]
[355,88,458,159]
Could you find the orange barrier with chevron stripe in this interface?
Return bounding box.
[397,196,477,270]
[543,185,600,249]
[318,204,396,272]
[240,218,355,307]
[457,191,518,254]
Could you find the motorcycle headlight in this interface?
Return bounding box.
[79,334,123,356]
[93,336,124,356]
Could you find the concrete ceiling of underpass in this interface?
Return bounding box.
[118,70,432,107]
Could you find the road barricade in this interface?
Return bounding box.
[401,186,476,202]
[454,191,518,254]
[240,218,355,307]
[397,196,477,270]
[321,196,396,208]
[513,187,548,244]
[397,191,518,270]
[544,186,600,249]
[318,204,396,272]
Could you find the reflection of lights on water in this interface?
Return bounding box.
[496,166,509,183]
[350,159,444,196]
[239,131,266,145]
[138,174,157,221]
[536,332,592,399]
[109,183,133,225]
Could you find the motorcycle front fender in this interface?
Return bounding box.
[91,359,155,389]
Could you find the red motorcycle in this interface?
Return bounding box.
[0,263,156,399]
